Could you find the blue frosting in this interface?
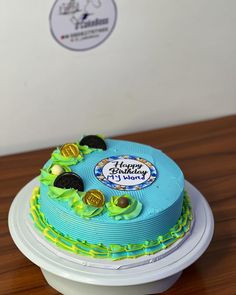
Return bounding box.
[39,139,184,246]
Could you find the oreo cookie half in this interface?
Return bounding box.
[79,135,107,150]
[54,172,84,191]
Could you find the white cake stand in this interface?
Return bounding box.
[8,179,214,295]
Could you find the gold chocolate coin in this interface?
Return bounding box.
[60,143,80,158]
[83,190,105,208]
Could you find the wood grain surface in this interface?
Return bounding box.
[0,115,236,295]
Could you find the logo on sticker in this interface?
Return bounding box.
[95,155,157,190]
[50,0,117,51]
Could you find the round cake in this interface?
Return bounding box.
[30,136,192,260]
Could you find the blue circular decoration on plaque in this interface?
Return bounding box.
[94,155,157,191]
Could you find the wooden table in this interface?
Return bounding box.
[1,115,236,295]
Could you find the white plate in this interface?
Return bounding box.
[8,179,214,294]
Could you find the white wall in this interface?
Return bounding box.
[0,0,235,156]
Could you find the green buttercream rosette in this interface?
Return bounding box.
[70,196,105,219]
[48,186,104,219]
[106,194,142,220]
[51,148,83,166]
[48,186,79,201]
[51,144,101,166]
[40,169,57,186]
[40,165,71,186]
[76,144,101,155]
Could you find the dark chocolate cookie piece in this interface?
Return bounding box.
[54,172,84,191]
[79,135,107,150]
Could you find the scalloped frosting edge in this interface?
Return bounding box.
[30,188,193,261]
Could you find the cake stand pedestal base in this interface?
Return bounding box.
[42,268,182,295]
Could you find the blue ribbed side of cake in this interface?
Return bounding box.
[39,139,184,247]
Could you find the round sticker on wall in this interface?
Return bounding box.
[95,155,157,191]
[49,0,117,51]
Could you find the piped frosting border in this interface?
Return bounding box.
[30,187,193,260]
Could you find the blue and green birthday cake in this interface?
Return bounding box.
[30,135,192,260]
